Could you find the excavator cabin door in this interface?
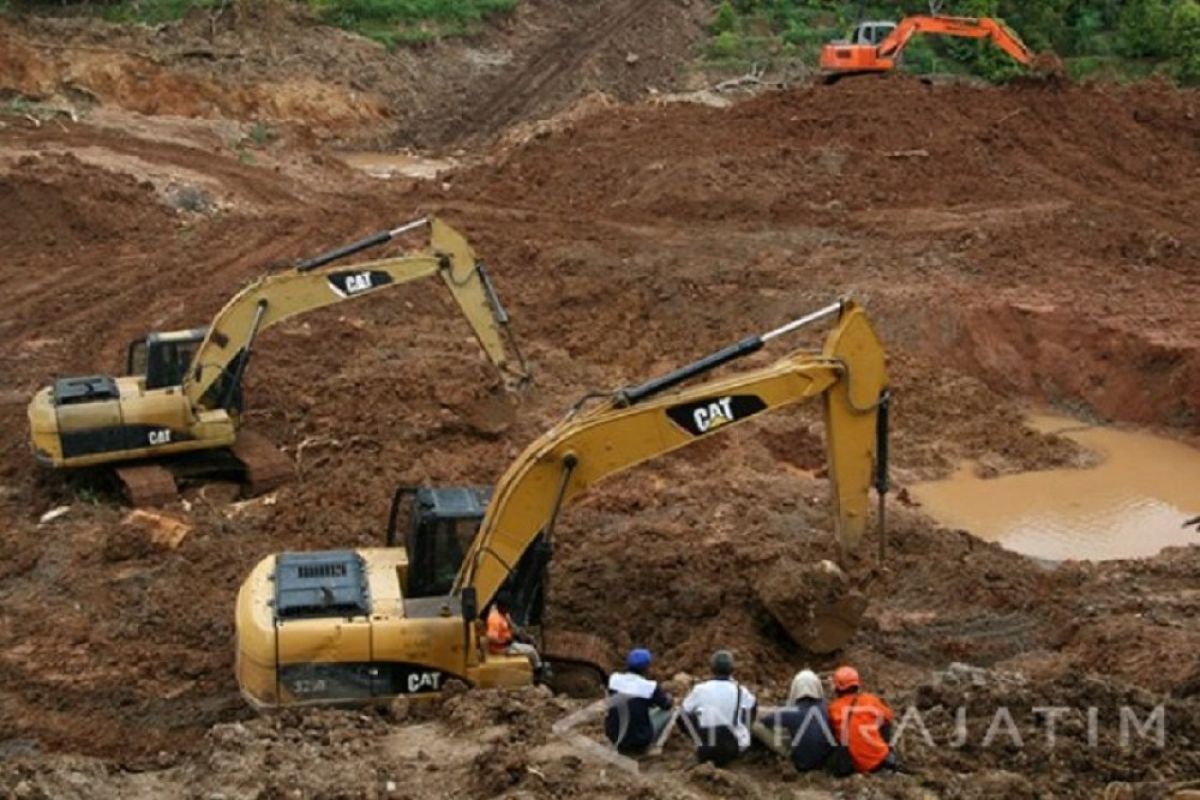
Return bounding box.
[126,328,207,389]
[852,21,896,46]
[387,484,547,625]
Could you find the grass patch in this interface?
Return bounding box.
[310,0,517,46]
[5,0,518,45]
[98,0,220,24]
[1064,55,1164,83]
[246,121,277,147]
[699,2,847,75]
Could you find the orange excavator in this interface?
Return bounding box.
[820,15,1034,80]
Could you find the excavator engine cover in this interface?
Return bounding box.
[275,551,370,620]
[53,375,120,406]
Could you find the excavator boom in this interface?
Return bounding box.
[185,217,526,409]
[457,301,886,611]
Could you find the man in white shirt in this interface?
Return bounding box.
[681,650,757,766]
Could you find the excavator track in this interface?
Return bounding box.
[540,629,617,698]
[229,431,294,496]
[114,463,178,507]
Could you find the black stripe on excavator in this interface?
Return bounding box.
[279,662,455,702]
[60,425,195,459]
[296,229,392,272]
[199,351,247,412]
[618,335,764,406]
[326,269,395,298]
[666,394,768,436]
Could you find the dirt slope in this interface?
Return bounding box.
[0,67,1198,799]
[0,0,708,146]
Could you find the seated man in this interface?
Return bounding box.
[751,668,835,772]
[605,648,675,755]
[485,591,541,671]
[681,650,757,766]
[827,665,896,775]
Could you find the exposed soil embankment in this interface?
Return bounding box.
[0,0,707,144]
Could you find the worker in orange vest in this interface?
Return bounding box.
[827,666,896,774]
[485,591,542,671]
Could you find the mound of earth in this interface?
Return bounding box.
[0,153,175,260]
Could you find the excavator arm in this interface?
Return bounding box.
[878,15,1034,65]
[820,14,1034,77]
[456,301,887,611]
[183,217,527,411]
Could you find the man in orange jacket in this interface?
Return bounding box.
[827,666,896,774]
[485,592,542,670]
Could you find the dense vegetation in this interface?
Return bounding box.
[3,0,1198,83]
[3,0,518,42]
[709,0,1200,84]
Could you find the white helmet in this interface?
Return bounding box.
[788,669,824,703]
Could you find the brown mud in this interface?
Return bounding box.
[0,11,1198,798]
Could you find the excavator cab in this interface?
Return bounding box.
[125,328,206,389]
[849,21,896,46]
[389,486,492,598]
[387,485,547,624]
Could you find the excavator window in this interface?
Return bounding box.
[410,517,480,598]
[126,339,149,377]
[404,487,490,599]
[144,335,203,390]
[853,22,895,46]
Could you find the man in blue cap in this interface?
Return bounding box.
[605,648,676,755]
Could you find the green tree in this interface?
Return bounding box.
[1117,0,1171,58]
[712,0,737,35]
[1168,0,1200,85]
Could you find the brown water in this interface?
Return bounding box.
[911,415,1200,561]
[338,152,456,180]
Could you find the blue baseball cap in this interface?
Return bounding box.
[626,648,652,671]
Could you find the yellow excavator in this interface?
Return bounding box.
[235,300,888,708]
[27,218,529,505]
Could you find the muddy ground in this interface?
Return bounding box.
[1,7,1199,800]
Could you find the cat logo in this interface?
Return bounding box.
[344,272,375,294]
[148,428,172,446]
[327,270,394,298]
[666,394,768,437]
[406,671,444,693]
[693,397,736,433]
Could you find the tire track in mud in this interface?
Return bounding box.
[0,123,373,378]
[2,125,302,209]
[468,0,644,138]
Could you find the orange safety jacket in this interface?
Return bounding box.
[486,607,514,654]
[828,691,895,772]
